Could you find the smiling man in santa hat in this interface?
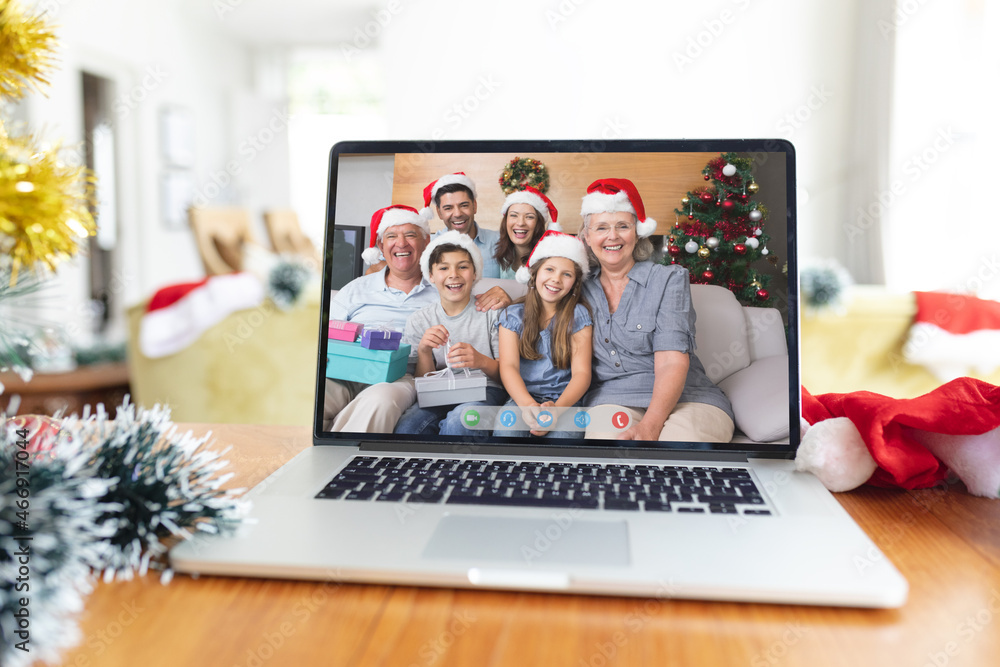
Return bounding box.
[324,205,439,432]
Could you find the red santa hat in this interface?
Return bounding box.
[419,172,478,220]
[361,205,430,265]
[500,186,561,231]
[139,273,265,358]
[419,229,484,285]
[580,178,657,238]
[515,230,590,284]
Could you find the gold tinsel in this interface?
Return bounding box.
[0,0,59,100]
[0,129,97,284]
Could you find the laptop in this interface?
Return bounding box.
[170,139,908,607]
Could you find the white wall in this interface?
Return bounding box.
[379,0,861,271]
[22,0,254,336]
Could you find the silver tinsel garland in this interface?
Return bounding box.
[0,400,248,665]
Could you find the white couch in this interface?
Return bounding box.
[477,279,790,443]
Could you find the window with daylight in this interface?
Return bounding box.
[287,48,387,245]
[884,0,1000,297]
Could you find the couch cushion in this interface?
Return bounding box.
[717,355,790,443]
[690,284,751,383]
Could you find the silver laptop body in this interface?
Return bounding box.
[171,139,907,608]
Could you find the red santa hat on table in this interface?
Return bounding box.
[580,178,657,238]
[515,230,590,284]
[419,229,484,285]
[419,172,478,221]
[500,186,561,231]
[361,205,430,265]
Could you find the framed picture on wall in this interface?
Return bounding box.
[159,106,195,168]
[161,170,195,230]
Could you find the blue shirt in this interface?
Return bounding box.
[330,269,439,332]
[433,223,501,279]
[499,302,593,402]
[581,261,734,421]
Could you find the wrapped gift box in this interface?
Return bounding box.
[415,368,487,408]
[326,339,411,385]
[328,319,363,342]
[360,327,402,351]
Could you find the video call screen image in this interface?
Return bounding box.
[319,147,796,453]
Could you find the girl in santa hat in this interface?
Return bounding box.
[493,186,559,280]
[496,231,593,438]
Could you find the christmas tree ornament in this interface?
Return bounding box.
[0,0,59,100]
[698,191,714,204]
[756,289,769,300]
[681,196,690,206]
[702,270,715,281]
[722,163,737,177]
[704,173,710,180]
[721,200,734,212]
[667,244,681,257]
[734,243,747,255]
[747,182,759,194]
[745,237,760,250]
[706,236,720,249]
[750,280,762,290]
[698,246,711,258]
[754,228,763,236]
[749,209,763,222]
[0,132,98,283]
[761,246,770,256]
[684,240,699,254]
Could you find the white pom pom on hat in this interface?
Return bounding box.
[419,229,484,285]
[500,186,560,230]
[580,177,657,238]
[419,172,478,220]
[516,230,590,284]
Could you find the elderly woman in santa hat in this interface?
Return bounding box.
[578,179,735,443]
[323,205,439,432]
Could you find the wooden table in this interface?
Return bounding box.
[0,362,130,418]
[58,424,1000,667]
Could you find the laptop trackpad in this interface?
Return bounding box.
[422,514,630,566]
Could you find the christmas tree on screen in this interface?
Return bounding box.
[661,153,776,306]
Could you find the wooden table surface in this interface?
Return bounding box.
[57,424,1000,667]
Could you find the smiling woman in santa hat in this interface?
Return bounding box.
[493,186,559,280]
[577,178,735,444]
[323,204,439,433]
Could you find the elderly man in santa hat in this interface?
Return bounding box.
[323,205,439,432]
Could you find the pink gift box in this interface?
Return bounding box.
[328,319,363,342]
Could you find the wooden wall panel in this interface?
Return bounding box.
[391,152,718,236]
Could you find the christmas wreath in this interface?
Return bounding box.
[499,157,550,195]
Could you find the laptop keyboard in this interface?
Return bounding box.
[315,456,771,515]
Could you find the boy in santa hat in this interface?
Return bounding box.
[394,230,507,436]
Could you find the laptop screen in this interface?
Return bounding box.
[314,140,798,457]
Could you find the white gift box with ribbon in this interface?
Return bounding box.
[415,367,487,408]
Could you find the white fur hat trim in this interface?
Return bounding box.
[419,230,483,285]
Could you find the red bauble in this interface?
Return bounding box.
[704,174,710,180]
[667,244,681,256]
[688,213,694,220]
[734,243,747,255]
[702,270,715,281]
[699,191,714,204]
[756,289,769,301]
[721,200,735,211]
